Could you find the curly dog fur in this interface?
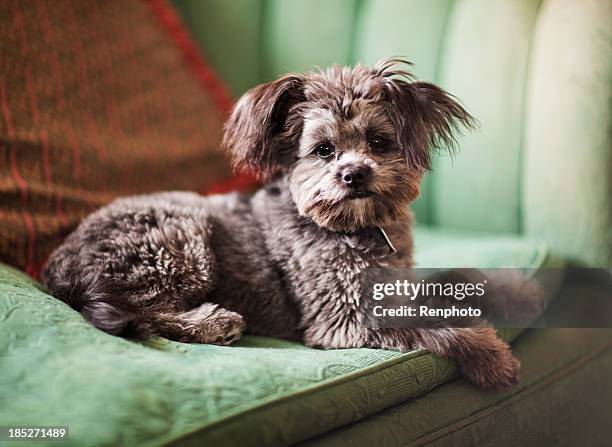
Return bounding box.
[43,59,522,389]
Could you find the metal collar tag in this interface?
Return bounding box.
[378,227,397,255]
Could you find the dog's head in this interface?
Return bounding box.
[222,58,475,232]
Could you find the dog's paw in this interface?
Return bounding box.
[459,344,520,390]
[199,308,247,346]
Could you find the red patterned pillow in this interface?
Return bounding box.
[0,0,254,277]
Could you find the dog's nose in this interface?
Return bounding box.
[339,165,372,189]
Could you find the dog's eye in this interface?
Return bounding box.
[369,136,390,152]
[314,143,335,159]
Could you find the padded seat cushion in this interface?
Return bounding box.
[0,227,552,446]
[298,328,612,447]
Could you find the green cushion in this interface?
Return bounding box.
[414,226,550,269]
[298,328,612,447]
[0,229,551,446]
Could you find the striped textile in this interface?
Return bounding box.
[0,0,252,277]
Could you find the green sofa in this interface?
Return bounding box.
[2,0,611,446]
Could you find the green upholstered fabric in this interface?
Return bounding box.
[0,228,547,447]
[298,328,612,447]
[261,0,359,80]
[173,0,265,95]
[414,226,550,269]
[522,0,612,267]
[173,0,612,266]
[354,0,451,78]
[431,0,542,233]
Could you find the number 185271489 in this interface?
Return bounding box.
[1,426,69,441]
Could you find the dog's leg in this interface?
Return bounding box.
[150,303,246,345]
[303,311,519,389]
[367,327,520,389]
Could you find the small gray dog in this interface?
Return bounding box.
[43,59,520,389]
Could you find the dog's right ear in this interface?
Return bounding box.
[222,74,306,179]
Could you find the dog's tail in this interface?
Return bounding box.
[416,268,547,327]
[436,268,547,324]
[44,265,150,339]
[479,269,547,324]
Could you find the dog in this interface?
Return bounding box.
[42,58,521,389]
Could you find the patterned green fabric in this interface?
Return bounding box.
[1,228,546,446]
[298,328,612,447]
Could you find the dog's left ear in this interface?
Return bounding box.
[222,74,306,179]
[384,79,476,170]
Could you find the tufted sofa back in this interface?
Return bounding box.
[175,0,611,266]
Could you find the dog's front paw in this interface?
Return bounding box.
[458,343,520,390]
[199,308,246,346]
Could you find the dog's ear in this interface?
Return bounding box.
[222,74,306,179]
[384,77,476,170]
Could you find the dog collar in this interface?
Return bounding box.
[378,227,397,255]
